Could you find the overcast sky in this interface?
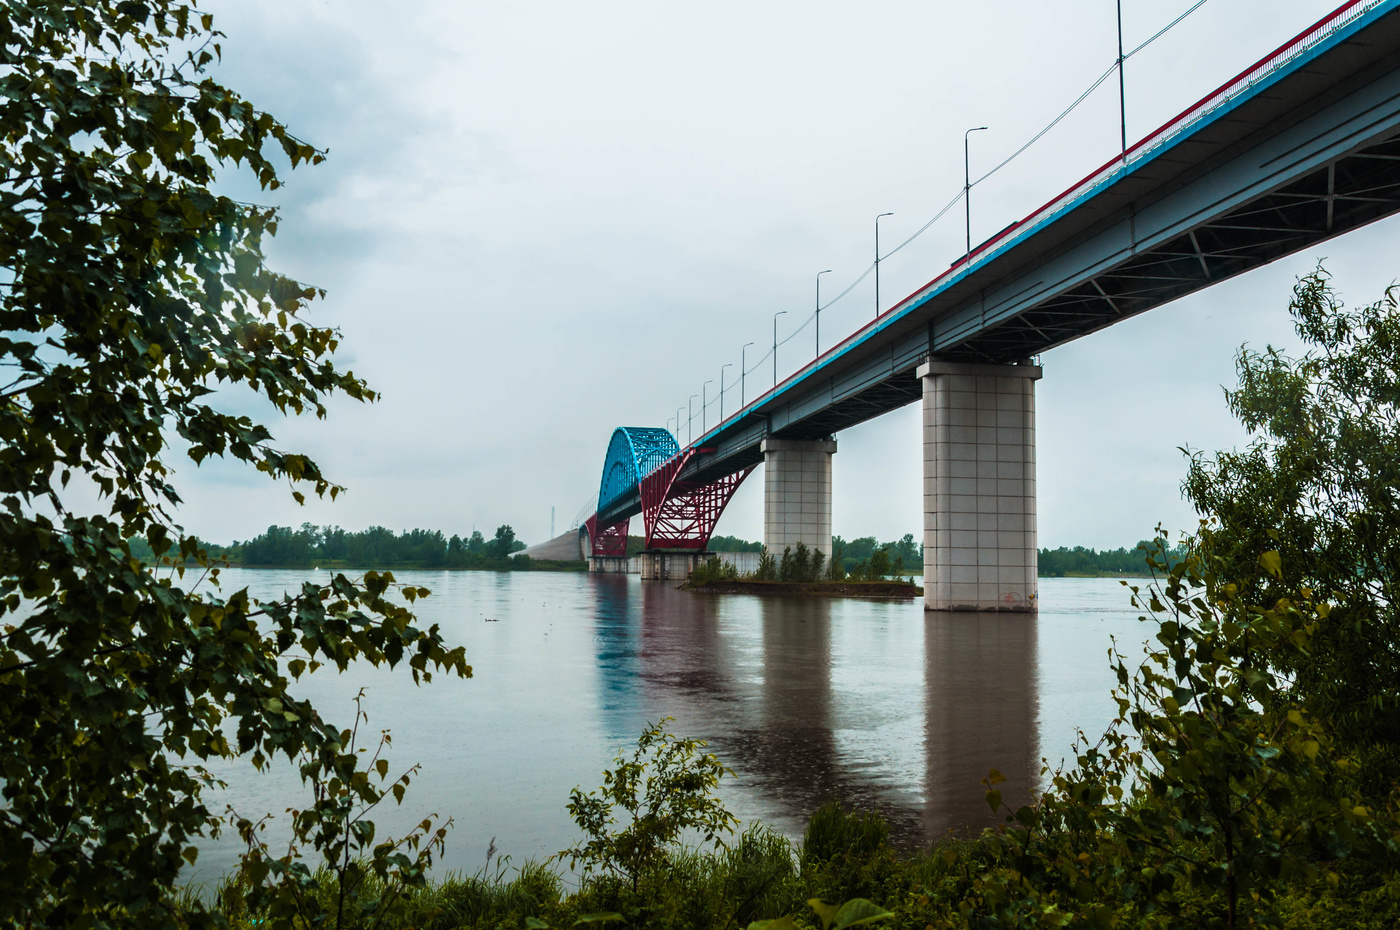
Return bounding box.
[174,0,1400,551]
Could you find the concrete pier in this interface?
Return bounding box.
[919,360,1041,612]
[762,438,836,558]
[638,550,710,581]
[588,555,632,574]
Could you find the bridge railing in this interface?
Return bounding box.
[963,0,1386,269]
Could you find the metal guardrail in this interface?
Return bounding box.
[961,0,1388,269]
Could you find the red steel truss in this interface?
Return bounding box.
[585,514,629,557]
[639,447,754,550]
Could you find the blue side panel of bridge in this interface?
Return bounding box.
[598,427,679,515]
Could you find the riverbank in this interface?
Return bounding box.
[192,801,1400,930]
[142,558,589,572]
[684,578,922,598]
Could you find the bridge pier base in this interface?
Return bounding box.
[919,360,1042,612]
[639,550,709,581]
[588,555,632,574]
[762,438,837,558]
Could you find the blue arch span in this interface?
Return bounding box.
[598,427,678,514]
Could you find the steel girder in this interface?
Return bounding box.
[639,447,754,550]
[949,130,1400,363]
[588,427,677,557]
[597,427,679,514]
[584,514,629,557]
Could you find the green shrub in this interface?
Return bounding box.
[801,803,890,869]
[400,860,561,929]
[776,543,828,583]
[755,549,778,581]
[720,826,801,927]
[559,720,738,892]
[828,542,847,581]
[779,545,801,582]
[689,557,739,585]
[800,803,895,905]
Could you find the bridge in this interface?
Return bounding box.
[574,0,1400,607]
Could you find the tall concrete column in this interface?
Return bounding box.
[919,360,1041,612]
[762,438,836,557]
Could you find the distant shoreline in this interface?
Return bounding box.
[142,558,589,573]
[684,579,922,599]
[145,561,1155,579]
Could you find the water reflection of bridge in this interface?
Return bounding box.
[587,577,1038,846]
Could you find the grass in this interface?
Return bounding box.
[191,802,1400,929]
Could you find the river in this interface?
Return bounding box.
[188,569,1152,887]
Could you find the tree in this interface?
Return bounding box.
[892,533,920,567]
[827,540,846,581]
[969,532,1386,930]
[487,524,517,559]
[1183,267,1400,795]
[0,4,468,927]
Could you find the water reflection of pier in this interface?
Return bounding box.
[587,577,1039,847]
[923,612,1038,838]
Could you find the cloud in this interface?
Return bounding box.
[163,0,1392,551]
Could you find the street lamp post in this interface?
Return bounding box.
[702,380,714,434]
[720,363,732,421]
[675,406,684,444]
[1117,0,1127,163]
[741,342,754,407]
[816,269,832,356]
[874,214,892,318]
[772,310,787,388]
[964,126,988,265]
[688,394,698,448]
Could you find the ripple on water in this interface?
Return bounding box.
[184,570,1152,886]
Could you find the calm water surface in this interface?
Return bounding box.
[191,570,1150,885]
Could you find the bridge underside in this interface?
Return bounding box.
[956,133,1400,362]
[786,127,1400,445]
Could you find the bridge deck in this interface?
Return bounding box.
[600,0,1400,526]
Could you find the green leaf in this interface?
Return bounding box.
[808,899,839,930]
[747,918,799,930]
[831,899,894,929]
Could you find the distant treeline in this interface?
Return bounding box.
[1038,542,1185,577]
[708,534,764,553]
[129,523,568,570]
[130,523,1177,577]
[622,534,769,556]
[238,524,528,567]
[717,532,1174,577]
[833,534,922,574]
